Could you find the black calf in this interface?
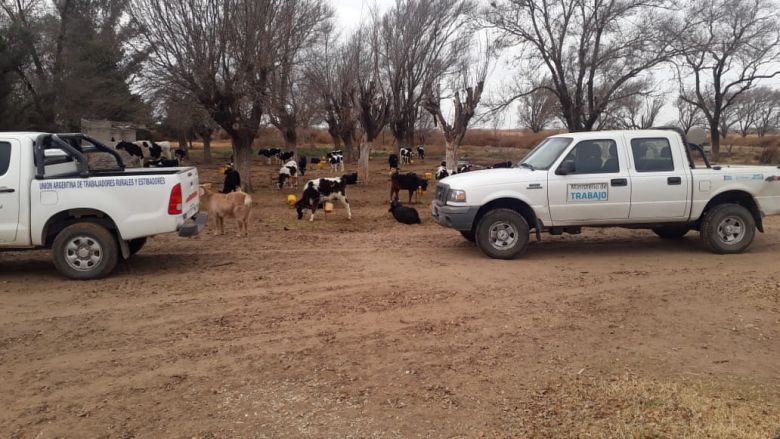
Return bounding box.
[390,171,429,203]
[389,200,421,225]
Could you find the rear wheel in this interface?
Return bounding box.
[699,204,756,254]
[475,209,529,260]
[52,222,119,280]
[652,226,690,240]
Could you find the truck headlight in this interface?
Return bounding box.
[447,189,467,203]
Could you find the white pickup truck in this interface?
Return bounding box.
[0,132,206,279]
[432,128,780,259]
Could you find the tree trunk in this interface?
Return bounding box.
[710,123,721,163]
[358,142,371,184]
[445,139,458,173]
[283,127,297,153]
[343,135,355,163]
[232,133,254,192]
[203,136,212,164]
[331,135,342,148]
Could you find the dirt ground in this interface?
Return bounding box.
[1,152,779,438]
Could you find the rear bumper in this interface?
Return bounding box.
[431,202,479,231]
[178,212,208,237]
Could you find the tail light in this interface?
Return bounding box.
[168,183,183,215]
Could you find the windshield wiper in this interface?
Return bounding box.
[520,162,535,171]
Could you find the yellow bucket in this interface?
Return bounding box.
[324,202,334,213]
[318,162,326,170]
[287,194,298,206]
[217,166,226,174]
[424,172,433,180]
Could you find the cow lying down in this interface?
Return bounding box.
[295,177,352,222]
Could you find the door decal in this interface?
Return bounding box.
[567,183,609,202]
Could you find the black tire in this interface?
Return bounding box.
[128,238,147,257]
[652,226,690,240]
[460,230,476,242]
[475,209,530,260]
[52,222,119,280]
[699,203,756,254]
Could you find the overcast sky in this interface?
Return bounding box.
[334,0,780,130]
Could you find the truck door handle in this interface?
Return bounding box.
[0,187,15,193]
[667,177,682,185]
[610,178,628,187]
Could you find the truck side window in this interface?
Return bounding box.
[631,138,674,172]
[560,139,619,174]
[0,142,10,176]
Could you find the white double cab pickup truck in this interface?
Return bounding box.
[0,132,206,279]
[432,128,780,259]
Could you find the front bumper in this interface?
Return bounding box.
[178,212,208,237]
[431,202,479,231]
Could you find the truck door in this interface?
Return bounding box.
[0,140,20,243]
[624,135,690,220]
[547,138,632,224]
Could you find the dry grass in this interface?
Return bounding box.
[522,375,780,439]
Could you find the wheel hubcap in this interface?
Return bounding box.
[65,236,103,272]
[716,216,746,245]
[488,221,519,251]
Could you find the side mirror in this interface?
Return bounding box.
[556,161,575,175]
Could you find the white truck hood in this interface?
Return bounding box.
[439,167,541,188]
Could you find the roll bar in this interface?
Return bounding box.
[34,133,126,179]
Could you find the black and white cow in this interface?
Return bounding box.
[147,158,180,168]
[277,160,299,189]
[435,161,449,180]
[343,172,358,185]
[258,148,282,164]
[416,145,425,161]
[278,151,295,162]
[298,155,307,176]
[388,154,399,170]
[400,148,412,165]
[390,171,429,203]
[116,141,144,162]
[295,177,352,222]
[327,150,344,173]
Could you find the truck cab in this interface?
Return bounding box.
[432,129,780,259]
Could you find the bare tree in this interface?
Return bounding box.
[267,5,333,153]
[754,88,780,137]
[354,21,391,183]
[733,90,762,138]
[132,0,330,191]
[676,0,780,161]
[676,96,705,133]
[306,31,361,161]
[516,83,558,133]
[381,0,476,152]
[601,92,665,130]
[485,0,678,132]
[424,53,490,172]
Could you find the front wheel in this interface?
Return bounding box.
[475,209,529,260]
[699,204,756,254]
[52,222,119,280]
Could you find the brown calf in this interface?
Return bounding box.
[199,187,253,236]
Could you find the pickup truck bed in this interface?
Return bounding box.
[0,132,205,279]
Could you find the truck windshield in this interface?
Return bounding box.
[519,137,573,170]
